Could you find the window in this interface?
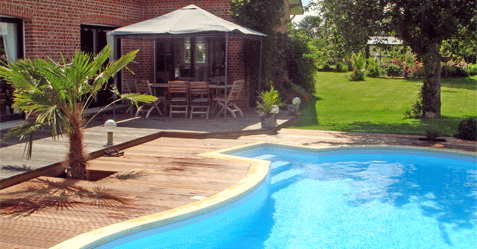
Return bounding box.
[81,24,115,54]
[184,37,206,64]
[180,37,209,79]
[0,17,23,121]
[80,24,116,107]
[209,37,225,77]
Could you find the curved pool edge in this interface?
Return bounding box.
[50,142,271,249]
[50,142,476,249]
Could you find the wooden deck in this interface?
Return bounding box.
[0,137,256,249]
[0,110,300,188]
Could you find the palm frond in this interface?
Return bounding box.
[1,121,44,159]
[257,86,284,114]
[93,47,139,86]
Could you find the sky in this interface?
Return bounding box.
[292,0,318,24]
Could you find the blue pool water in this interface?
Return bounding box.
[97,146,477,249]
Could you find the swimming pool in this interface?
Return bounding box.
[55,144,477,249]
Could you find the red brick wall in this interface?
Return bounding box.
[0,0,258,109]
[227,37,248,108]
[1,0,144,60]
[121,39,155,83]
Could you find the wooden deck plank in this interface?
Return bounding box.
[0,137,251,249]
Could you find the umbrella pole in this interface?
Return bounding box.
[224,33,229,119]
[258,38,263,92]
[113,36,120,120]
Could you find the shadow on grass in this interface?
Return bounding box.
[341,116,472,136]
[405,77,477,91]
[0,178,129,218]
[291,96,320,128]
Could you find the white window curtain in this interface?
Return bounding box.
[106,33,115,62]
[0,22,18,62]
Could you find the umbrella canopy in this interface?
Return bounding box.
[108,4,266,39]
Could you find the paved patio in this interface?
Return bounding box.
[0,109,476,248]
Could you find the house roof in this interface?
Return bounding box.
[289,0,304,15]
[368,36,403,45]
[108,5,266,39]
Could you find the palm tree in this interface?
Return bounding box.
[0,45,156,180]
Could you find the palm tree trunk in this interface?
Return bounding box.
[66,109,88,180]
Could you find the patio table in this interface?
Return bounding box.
[150,83,233,117]
[150,83,232,96]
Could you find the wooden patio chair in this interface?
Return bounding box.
[123,79,138,114]
[189,81,211,119]
[168,81,189,118]
[213,79,244,118]
[123,78,138,94]
[134,79,165,118]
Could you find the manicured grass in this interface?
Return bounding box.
[291,72,477,136]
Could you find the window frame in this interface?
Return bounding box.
[0,16,24,60]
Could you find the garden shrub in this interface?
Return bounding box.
[404,93,423,119]
[347,70,366,81]
[455,117,477,141]
[284,28,317,93]
[442,60,469,77]
[347,52,366,81]
[425,128,441,140]
[322,63,332,71]
[336,62,348,72]
[273,78,313,105]
[468,64,477,76]
[366,59,383,78]
[385,64,404,77]
[410,63,425,78]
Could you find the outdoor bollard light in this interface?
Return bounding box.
[271,105,280,114]
[292,97,301,106]
[104,119,117,146]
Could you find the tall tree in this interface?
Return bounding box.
[230,0,286,88]
[0,46,156,180]
[319,0,477,117]
[296,15,323,39]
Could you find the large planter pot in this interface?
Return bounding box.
[260,113,277,129]
[287,104,299,116]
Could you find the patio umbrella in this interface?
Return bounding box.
[108,5,265,38]
[108,5,267,118]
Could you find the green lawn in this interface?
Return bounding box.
[291,72,477,136]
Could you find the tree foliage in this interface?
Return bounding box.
[286,24,317,92]
[230,0,286,92]
[231,0,318,98]
[315,0,477,118]
[230,0,285,35]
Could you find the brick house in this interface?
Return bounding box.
[0,0,302,121]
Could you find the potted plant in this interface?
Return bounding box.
[257,86,284,129]
[419,126,447,142]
